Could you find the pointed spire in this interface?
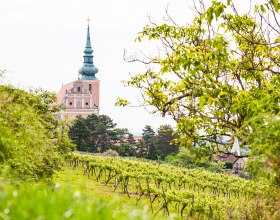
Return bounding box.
[86,18,92,48]
[79,18,98,80]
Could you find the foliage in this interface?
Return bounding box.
[142,125,157,160]
[117,133,138,157]
[135,125,178,160]
[68,116,90,151]
[69,114,128,153]
[118,0,280,181]
[224,161,233,169]
[69,118,178,160]
[102,149,119,157]
[0,183,150,220]
[165,148,224,173]
[134,139,149,158]
[154,125,179,159]
[117,143,137,157]
[66,153,280,219]
[241,116,280,184]
[0,85,74,183]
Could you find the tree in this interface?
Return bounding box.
[127,133,137,146]
[0,84,74,183]
[154,125,178,159]
[135,139,148,158]
[241,116,280,184]
[115,132,137,157]
[89,114,117,152]
[110,128,129,145]
[142,125,157,160]
[69,116,90,151]
[69,114,128,153]
[118,0,280,178]
[118,143,136,157]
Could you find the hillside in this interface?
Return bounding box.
[1,153,279,219]
[59,153,278,219]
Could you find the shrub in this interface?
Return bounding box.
[0,85,74,183]
[102,149,119,157]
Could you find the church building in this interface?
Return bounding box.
[57,22,100,119]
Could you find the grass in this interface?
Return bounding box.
[55,165,139,207]
[0,184,152,220]
[0,163,180,220]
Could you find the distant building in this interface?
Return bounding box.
[233,157,248,172]
[57,22,100,119]
[216,153,249,173]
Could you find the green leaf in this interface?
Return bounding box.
[254,5,259,13]
[206,7,214,24]
[115,98,131,107]
[260,5,266,13]
[218,91,228,97]
[215,4,225,18]
[271,0,280,12]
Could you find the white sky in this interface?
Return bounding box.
[0,0,193,134]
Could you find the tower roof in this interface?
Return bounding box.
[79,19,98,80]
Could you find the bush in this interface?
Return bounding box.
[225,162,233,169]
[0,85,74,183]
[165,148,224,173]
[102,149,119,157]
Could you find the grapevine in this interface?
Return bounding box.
[64,153,274,219]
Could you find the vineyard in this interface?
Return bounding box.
[65,153,278,219]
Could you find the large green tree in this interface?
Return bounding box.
[242,116,280,184]
[69,116,90,151]
[69,114,128,153]
[117,0,280,182]
[154,125,178,159]
[142,125,157,160]
[0,84,74,183]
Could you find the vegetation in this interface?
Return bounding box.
[0,84,74,183]
[243,116,280,183]
[65,153,280,219]
[69,114,128,153]
[165,148,224,173]
[142,125,179,160]
[154,125,179,159]
[0,183,150,220]
[2,0,280,218]
[118,0,280,184]
[133,125,178,160]
[70,116,178,160]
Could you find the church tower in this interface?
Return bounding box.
[57,21,100,119]
[79,21,98,80]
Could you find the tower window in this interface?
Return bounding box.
[77,87,81,92]
[86,102,88,105]
[69,102,72,105]
[89,84,92,92]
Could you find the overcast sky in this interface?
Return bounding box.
[0,0,195,133]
